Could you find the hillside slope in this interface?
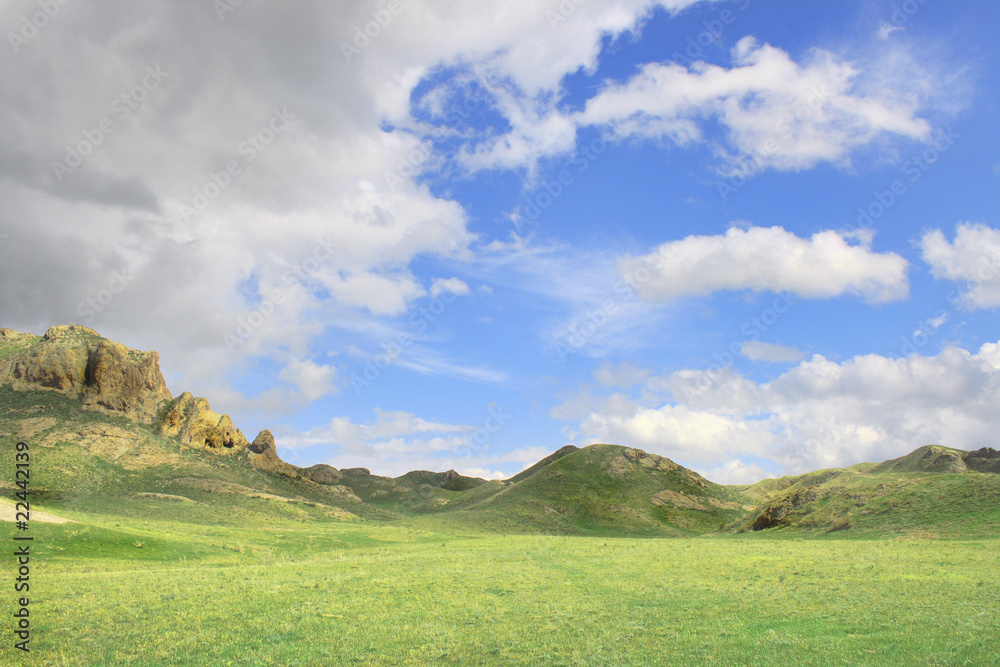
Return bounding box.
[0,326,391,522]
[411,444,756,536]
[739,445,1000,536]
[3,326,999,538]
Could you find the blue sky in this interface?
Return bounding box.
[3,0,1000,482]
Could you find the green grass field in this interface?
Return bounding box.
[2,340,998,665]
[3,502,998,666]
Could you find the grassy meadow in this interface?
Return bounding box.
[2,502,998,666]
[1,383,997,665]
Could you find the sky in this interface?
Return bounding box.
[2,0,1000,484]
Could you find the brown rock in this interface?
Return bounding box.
[964,447,1000,473]
[83,340,173,421]
[156,392,248,451]
[243,430,299,477]
[1,325,300,480]
[0,328,37,345]
[300,463,344,485]
[0,325,172,423]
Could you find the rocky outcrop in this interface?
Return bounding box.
[965,447,1000,474]
[84,339,173,421]
[0,325,172,423]
[0,328,36,345]
[157,391,249,451]
[245,429,300,478]
[606,447,708,488]
[750,487,821,531]
[300,463,344,485]
[153,395,299,475]
[1,326,299,479]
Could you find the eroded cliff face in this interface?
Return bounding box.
[0,325,298,478]
[0,325,173,423]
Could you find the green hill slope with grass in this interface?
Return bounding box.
[4,325,1000,539]
[0,326,397,524]
[740,445,1000,537]
[412,443,757,536]
[0,384,394,524]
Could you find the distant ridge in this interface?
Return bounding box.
[2,325,999,537]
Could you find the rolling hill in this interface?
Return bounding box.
[2,325,999,538]
[737,445,1000,536]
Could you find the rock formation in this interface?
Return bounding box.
[300,463,344,485]
[0,325,299,479]
[964,447,1000,473]
[0,325,172,423]
[157,391,249,451]
[245,429,300,478]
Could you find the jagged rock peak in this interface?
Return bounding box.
[246,429,300,478]
[157,391,249,451]
[249,429,275,454]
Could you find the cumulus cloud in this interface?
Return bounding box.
[920,223,1000,310]
[580,37,930,174]
[619,226,909,303]
[702,459,776,485]
[0,0,944,424]
[740,341,806,363]
[277,359,339,402]
[429,277,471,299]
[570,342,1000,478]
[5,1,728,409]
[427,21,939,178]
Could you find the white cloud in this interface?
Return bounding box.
[740,341,806,363]
[324,271,426,316]
[7,1,724,408]
[571,342,1000,476]
[429,277,471,299]
[278,359,339,401]
[368,408,468,439]
[702,459,777,485]
[444,34,936,177]
[620,226,909,303]
[921,223,1000,310]
[579,37,931,174]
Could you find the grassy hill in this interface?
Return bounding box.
[738,445,1000,537]
[2,326,1000,664]
[3,325,1000,540]
[0,385,394,525]
[408,444,756,536]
